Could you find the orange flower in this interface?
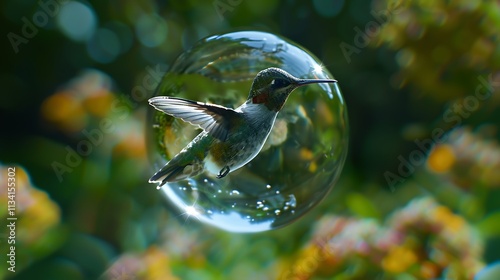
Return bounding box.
[41,91,87,132]
[420,261,440,279]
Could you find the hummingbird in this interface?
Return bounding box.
[149,67,337,185]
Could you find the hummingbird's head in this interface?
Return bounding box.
[248,67,337,111]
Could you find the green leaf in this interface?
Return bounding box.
[346,193,381,220]
[477,211,500,238]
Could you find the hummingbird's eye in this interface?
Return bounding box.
[270,79,288,88]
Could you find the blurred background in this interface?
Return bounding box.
[1,0,500,279]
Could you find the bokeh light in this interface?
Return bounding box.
[57,1,97,42]
[86,28,121,63]
[135,13,168,48]
[3,0,500,279]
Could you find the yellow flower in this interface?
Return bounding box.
[300,148,314,160]
[427,144,456,173]
[308,162,318,173]
[433,206,464,233]
[2,166,61,243]
[143,246,178,280]
[382,245,418,273]
[41,91,87,132]
[297,245,322,275]
[280,245,323,279]
[82,91,115,118]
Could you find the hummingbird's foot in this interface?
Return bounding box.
[217,166,230,179]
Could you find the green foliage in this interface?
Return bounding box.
[1,0,500,279]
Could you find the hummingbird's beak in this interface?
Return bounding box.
[296,78,337,87]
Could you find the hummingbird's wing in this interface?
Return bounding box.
[149,96,241,141]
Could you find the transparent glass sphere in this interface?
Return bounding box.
[146,31,348,232]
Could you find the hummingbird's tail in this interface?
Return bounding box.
[149,160,204,185]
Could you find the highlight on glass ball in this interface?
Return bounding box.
[146,31,348,232]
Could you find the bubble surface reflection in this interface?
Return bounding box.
[146,31,348,232]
